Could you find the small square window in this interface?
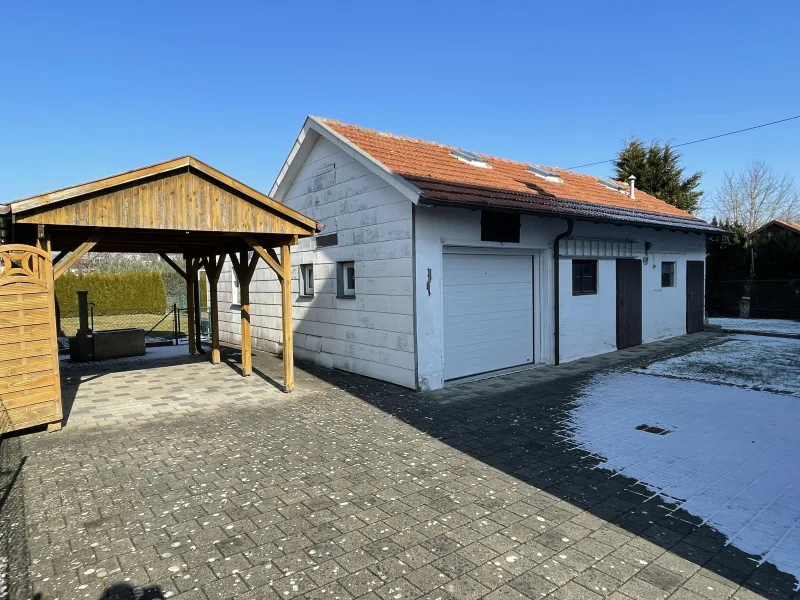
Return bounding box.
[338,261,356,298]
[300,264,314,296]
[662,262,676,287]
[572,260,597,295]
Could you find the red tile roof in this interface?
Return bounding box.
[321,119,704,223]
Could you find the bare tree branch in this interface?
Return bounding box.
[712,161,798,232]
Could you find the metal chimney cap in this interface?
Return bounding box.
[627,175,637,182]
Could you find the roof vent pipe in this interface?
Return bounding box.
[627,175,636,199]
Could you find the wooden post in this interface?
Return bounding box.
[229,251,259,376]
[202,255,225,364]
[240,257,251,376]
[280,244,294,392]
[185,255,196,355]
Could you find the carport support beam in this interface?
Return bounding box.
[185,255,197,355]
[280,244,294,392]
[201,255,225,364]
[230,251,260,376]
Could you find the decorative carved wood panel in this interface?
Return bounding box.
[0,244,62,433]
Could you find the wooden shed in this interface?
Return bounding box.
[0,156,322,433]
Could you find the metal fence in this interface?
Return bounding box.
[58,300,212,346]
[706,279,800,320]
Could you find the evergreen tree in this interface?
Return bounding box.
[613,137,703,213]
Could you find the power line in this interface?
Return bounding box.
[566,114,800,170]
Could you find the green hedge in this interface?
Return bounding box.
[56,272,167,317]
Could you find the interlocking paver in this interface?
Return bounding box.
[3,335,799,600]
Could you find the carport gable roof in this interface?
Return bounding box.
[273,117,721,234]
[8,155,322,234]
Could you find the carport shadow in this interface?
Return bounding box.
[219,348,284,392]
[291,347,800,598]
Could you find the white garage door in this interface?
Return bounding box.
[443,253,534,380]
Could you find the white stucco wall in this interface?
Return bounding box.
[218,135,416,388]
[414,206,707,388]
[414,205,562,391]
[558,223,706,362]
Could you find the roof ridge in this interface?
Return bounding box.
[317,118,638,192]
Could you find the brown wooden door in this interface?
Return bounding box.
[616,259,642,349]
[686,260,705,333]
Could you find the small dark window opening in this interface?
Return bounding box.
[316,232,339,248]
[572,260,597,295]
[481,212,520,243]
[661,262,676,288]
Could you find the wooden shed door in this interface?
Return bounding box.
[616,259,642,350]
[0,245,62,433]
[686,260,705,334]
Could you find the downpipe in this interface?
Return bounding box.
[553,218,574,365]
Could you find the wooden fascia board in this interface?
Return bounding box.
[299,117,422,204]
[270,121,319,202]
[9,157,192,214]
[8,155,323,235]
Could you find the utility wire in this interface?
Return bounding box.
[566,114,800,170]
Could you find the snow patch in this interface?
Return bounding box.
[709,318,800,336]
[569,372,800,585]
[636,335,800,395]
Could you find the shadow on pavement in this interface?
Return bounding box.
[294,339,800,599]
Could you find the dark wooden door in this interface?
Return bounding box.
[616,259,642,349]
[686,260,705,333]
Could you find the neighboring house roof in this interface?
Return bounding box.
[273,117,721,234]
[749,220,800,238]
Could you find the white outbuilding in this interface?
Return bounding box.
[217,117,720,391]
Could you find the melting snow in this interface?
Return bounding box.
[709,318,800,336]
[569,371,800,585]
[636,335,800,395]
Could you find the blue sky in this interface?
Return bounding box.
[2,0,798,219]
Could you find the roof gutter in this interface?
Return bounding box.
[416,196,724,235]
[553,218,574,366]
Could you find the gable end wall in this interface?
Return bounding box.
[218,136,416,388]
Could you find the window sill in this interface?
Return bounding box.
[572,291,597,296]
[337,294,356,299]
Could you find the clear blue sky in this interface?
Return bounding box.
[2,0,798,219]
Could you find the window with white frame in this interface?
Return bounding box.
[300,264,314,297]
[661,261,676,288]
[337,261,356,298]
[231,273,241,305]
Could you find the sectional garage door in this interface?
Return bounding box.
[443,253,534,380]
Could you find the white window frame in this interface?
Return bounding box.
[300,264,314,297]
[661,261,676,288]
[231,272,241,305]
[338,261,356,298]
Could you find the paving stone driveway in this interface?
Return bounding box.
[3,334,799,600]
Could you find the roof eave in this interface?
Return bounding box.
[417,195,725,235]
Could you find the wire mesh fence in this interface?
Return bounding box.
[706,279,800,320]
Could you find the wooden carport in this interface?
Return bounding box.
[0,156,321,433]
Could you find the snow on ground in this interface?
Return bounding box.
[710,317,800,336]
[636,334,800,395]
[569,372,800,585]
